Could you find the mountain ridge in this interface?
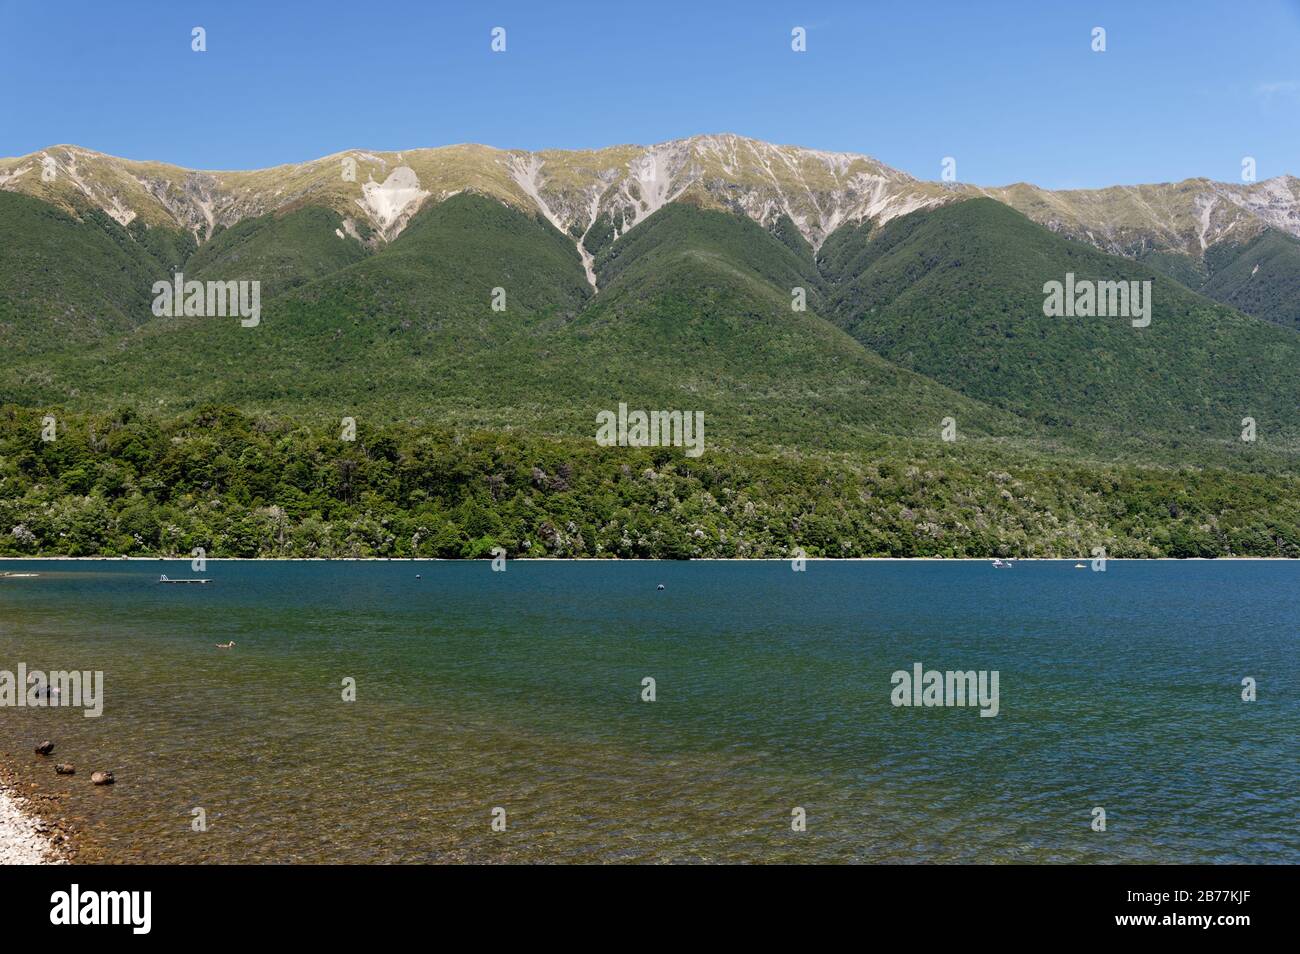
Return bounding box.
[8,136,1296,297]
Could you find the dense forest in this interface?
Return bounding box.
[2,405,1296,560]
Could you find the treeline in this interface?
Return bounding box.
[0,405,1297,559]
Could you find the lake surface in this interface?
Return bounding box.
[0,560,1295,864]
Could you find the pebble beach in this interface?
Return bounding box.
[0,777,57,864]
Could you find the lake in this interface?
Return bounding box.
[0,559,1295,863]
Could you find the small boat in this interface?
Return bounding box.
[1074,562,1086,569]
[1,571,39,578]
[991,559,1013,569]
[159,574,211,584]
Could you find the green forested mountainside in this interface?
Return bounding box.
[1136,229,1300,332]
[2,405,1296,559]
[0,194,1024,449]
[1,190,1295,458]
[0,188,1297,563]
[594,199,824,296]
[1200,229,1300,332]
[1136,248,1208,291]
[185,206,371,301]
[820,199,1300,446]
[0,194,595,424]
[570,201,1024,447]
[125,213,197,275]
[0,191,190,354]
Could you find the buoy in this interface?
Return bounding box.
[657,584,665,591]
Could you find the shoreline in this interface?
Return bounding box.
[1,556,1296,562]
[0,761,68,865]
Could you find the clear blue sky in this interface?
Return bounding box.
[2,0,1297,188]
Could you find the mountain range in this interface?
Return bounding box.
[5,135,1300,309]
[0,134,1298,558]
[2,134,1297,448]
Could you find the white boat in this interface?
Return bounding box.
[159,574,211,584]
[991,559,1013,568]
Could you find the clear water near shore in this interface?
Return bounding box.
[0,559,1296,863]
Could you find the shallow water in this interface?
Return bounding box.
[0,559,1295,863]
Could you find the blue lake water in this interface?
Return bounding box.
[0,559,1295,863]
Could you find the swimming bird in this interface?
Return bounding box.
[25,674,59,700]
[215,641,236,649]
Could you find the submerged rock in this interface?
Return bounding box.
[34,741,54,756]
[90,771,115,786]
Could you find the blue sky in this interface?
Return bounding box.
[2,0,1297,188]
